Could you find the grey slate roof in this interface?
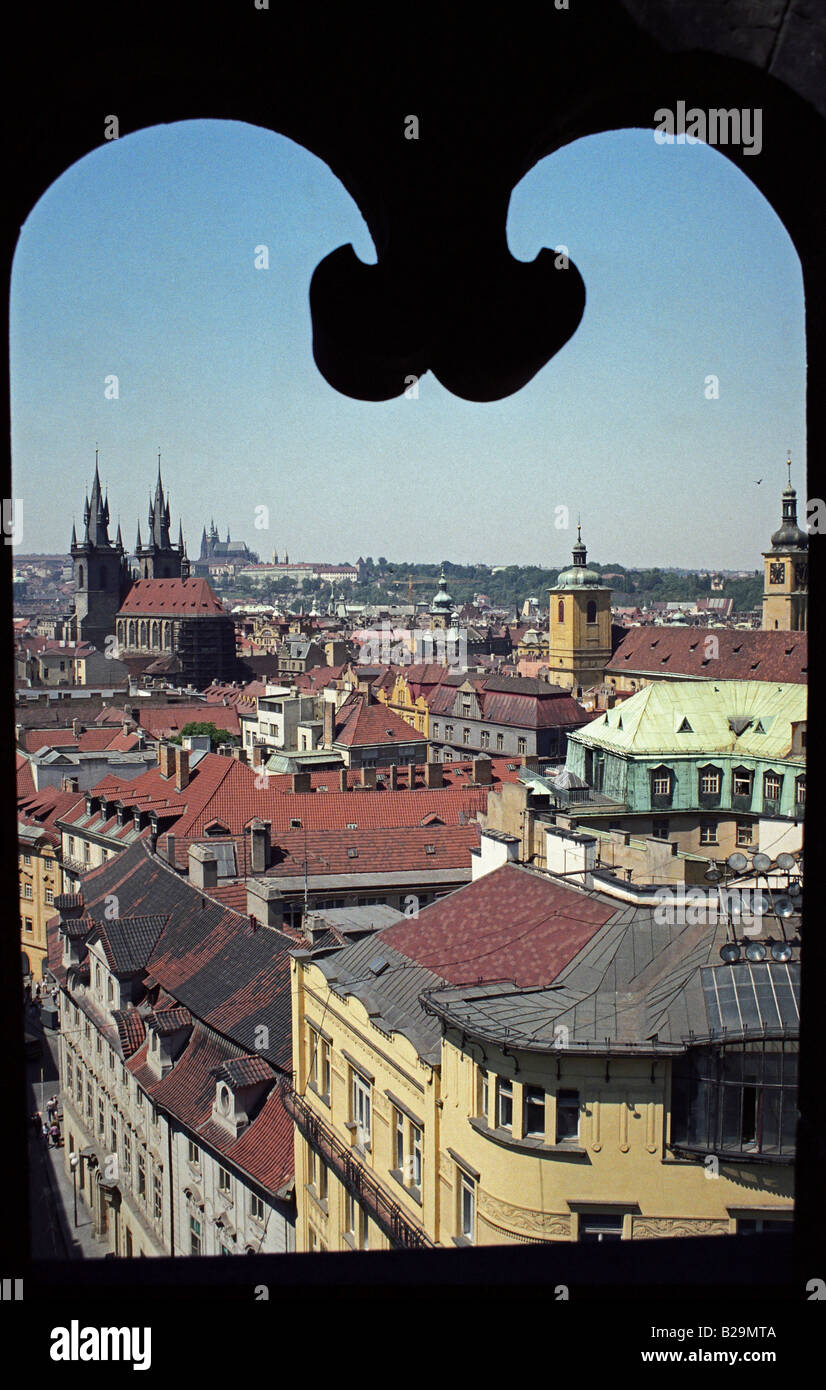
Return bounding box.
[315,935,446,1064]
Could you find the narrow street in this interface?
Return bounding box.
[25,1003,104,1260]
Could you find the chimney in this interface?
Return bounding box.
[72,718,81,738]
[323,700,335,748]
[158,742,176,779]
[175,746,190,792]
[473,756,493,785]
[424,760,443,789]
[15,722,24,746]
[165,833,176,866]
[292,771,311,794]
[388,764,398,790]
[122,720,131,736]
[522,754,540,771]
[361,766,377,790]
[231,746,248,764]
[124,705,133,721]
[339,767,348,792]
[251,742,266,768]
[188,843,218,889]
[248,819,270,873]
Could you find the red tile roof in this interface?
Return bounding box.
[16,753,35,798]
[606,627,807,683]
[118,577,227,616]
[265,823,479,878]
[380,862,617,987]
[334,693,428,748]
[136,704,241,737]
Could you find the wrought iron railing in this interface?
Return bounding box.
[279,1076,434,1251]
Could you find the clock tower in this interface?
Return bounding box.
[762,458,808,631]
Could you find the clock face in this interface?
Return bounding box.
[795,562,808,588]
[769,562,785,585]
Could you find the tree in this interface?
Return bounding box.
[169,721,236,751]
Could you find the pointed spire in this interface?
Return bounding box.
[71,520,77,548]
[136,520,143,552]
[116,520,123,550]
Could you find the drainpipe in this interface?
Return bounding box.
[166,1114,175,1257]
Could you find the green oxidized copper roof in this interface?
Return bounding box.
[569,680,806,759]
[551,525,608,590]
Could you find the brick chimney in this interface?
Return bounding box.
[323,700,336,748]
[158,742,176,779]
[175,746,190,792]
[361,766,377,789]
[72,718,81,738]
[248,819,270,873]
[339,767,348,792]
[292,771,311,794]
[472,756,493,785]
[424,760,443,789]
[356,679,374,704]
[388,764,398,790]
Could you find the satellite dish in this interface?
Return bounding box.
[752,853,772,874]
[771,941,793,962]
[774,896,795,919]
[776,852,796,871]
[727,852,749,873]
[720,942,741,964]
[745,941,767,962]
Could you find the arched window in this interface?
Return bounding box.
[557,600,564,624]
[128,620,137,647]
[78,564,84,588]
[150,620,160,649]
[139,620,148,648]
[586,600,597,623]
[162,620,172,648]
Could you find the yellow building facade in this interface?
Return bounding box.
[288,864,795,1252]
[19,830,64,982]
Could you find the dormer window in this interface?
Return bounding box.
[677,717,693,733]
[650,765,673,808]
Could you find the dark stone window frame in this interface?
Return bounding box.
[697,762,723,808]
[649,763,674,810]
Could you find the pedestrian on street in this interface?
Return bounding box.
[46,1098,55,1122]
[49,1123,60,1148]
[41,1121,50,1143]
[32,1110,42,1135]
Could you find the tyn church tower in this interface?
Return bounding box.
[70,456,132,651]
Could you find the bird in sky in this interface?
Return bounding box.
[755,479,763,485]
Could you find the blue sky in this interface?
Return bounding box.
[10,119,805,568]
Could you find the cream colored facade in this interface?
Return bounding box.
[19,832,63,982]
[289,948,793,1251]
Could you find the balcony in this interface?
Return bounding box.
[280,1077,434,1251]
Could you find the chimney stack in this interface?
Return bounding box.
[388,764,398,791]
[158,742,176,779]
[339,767,348,792]
[248,819,270,873]
[188,843,218,889]
[361,766,377,790]
[72,718,81,738]
[473,756,493,785]
[175,745,190,792]
[424,760,443,789]
[292,771,311,794]
[323,700,335,748]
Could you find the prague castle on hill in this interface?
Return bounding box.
[68,456,237,687]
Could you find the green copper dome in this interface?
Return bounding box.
[553,525,605,589]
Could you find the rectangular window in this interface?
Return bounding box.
[555,1090,580,1143]
[733,770,752,797]
[480,730,490,749]
[432,722,439,737]
[137,1151,146,1200]
[345,1191,357,1239]
[309,1029,331,1098]
[764,772,782,800]
[153,1172,162,1222]
[249,1192,265,1223]
[524,1084,545,1138]
[700,769,720,795]
[736,821,754,847]
[411,1123,422,1189]
[110,1117,118,1157]
[23,853,31,865]
[189,1215,202,1255]
[579,1212,623,1242]
[459,1173,475,1242]
[24,917,33,933]
[462,727,471,745]
[651,818,669,840]
[122,1131,131,1175]
[188,1140,200,1166]
[479,1069,489,1120]
[445,724,453,741]
[97,1097,105,1137]
[497,1076,513,1130]
[352,1071,372,1148]
[652,773,671,796]
[218,1166,232,1195]
[395,1109,405,1170]
[518,737,527,755]
[45,888,54,905]
[496,733,504,751]
[699,820,718,845]
[23,884,33,899]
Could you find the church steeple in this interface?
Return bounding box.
[136,453,185,579]
[762,455,808,632]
